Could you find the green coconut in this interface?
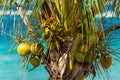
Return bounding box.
[79,44,89,53]
[75,52,85,63]
[30,43,43,55]
[85,54,95,63]
[88,34,99,46]
[30,56,40,67]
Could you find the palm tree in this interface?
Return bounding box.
[0,0,120,80]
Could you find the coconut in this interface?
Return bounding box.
[17,43,30,56]
[85,54,95,63]
[88,34,99,46]
[72,33,84,53]
[30,56,40,67]
[79,44,89,53]
[100,54,112,69]
[30,43,43,55]
[75,52,85,63]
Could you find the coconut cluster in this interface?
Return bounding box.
[17,42,43,67]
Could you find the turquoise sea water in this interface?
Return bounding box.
[0,15,49,80]
[0,15,120,80]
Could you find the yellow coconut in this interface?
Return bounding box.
[30,43,43,55]
[75,53,85,63]
[100,54,112,69]
[30,56,40,67]
[17,43,30,56]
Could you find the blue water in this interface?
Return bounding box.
[0,15,120,80]
[0,15,49,80]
